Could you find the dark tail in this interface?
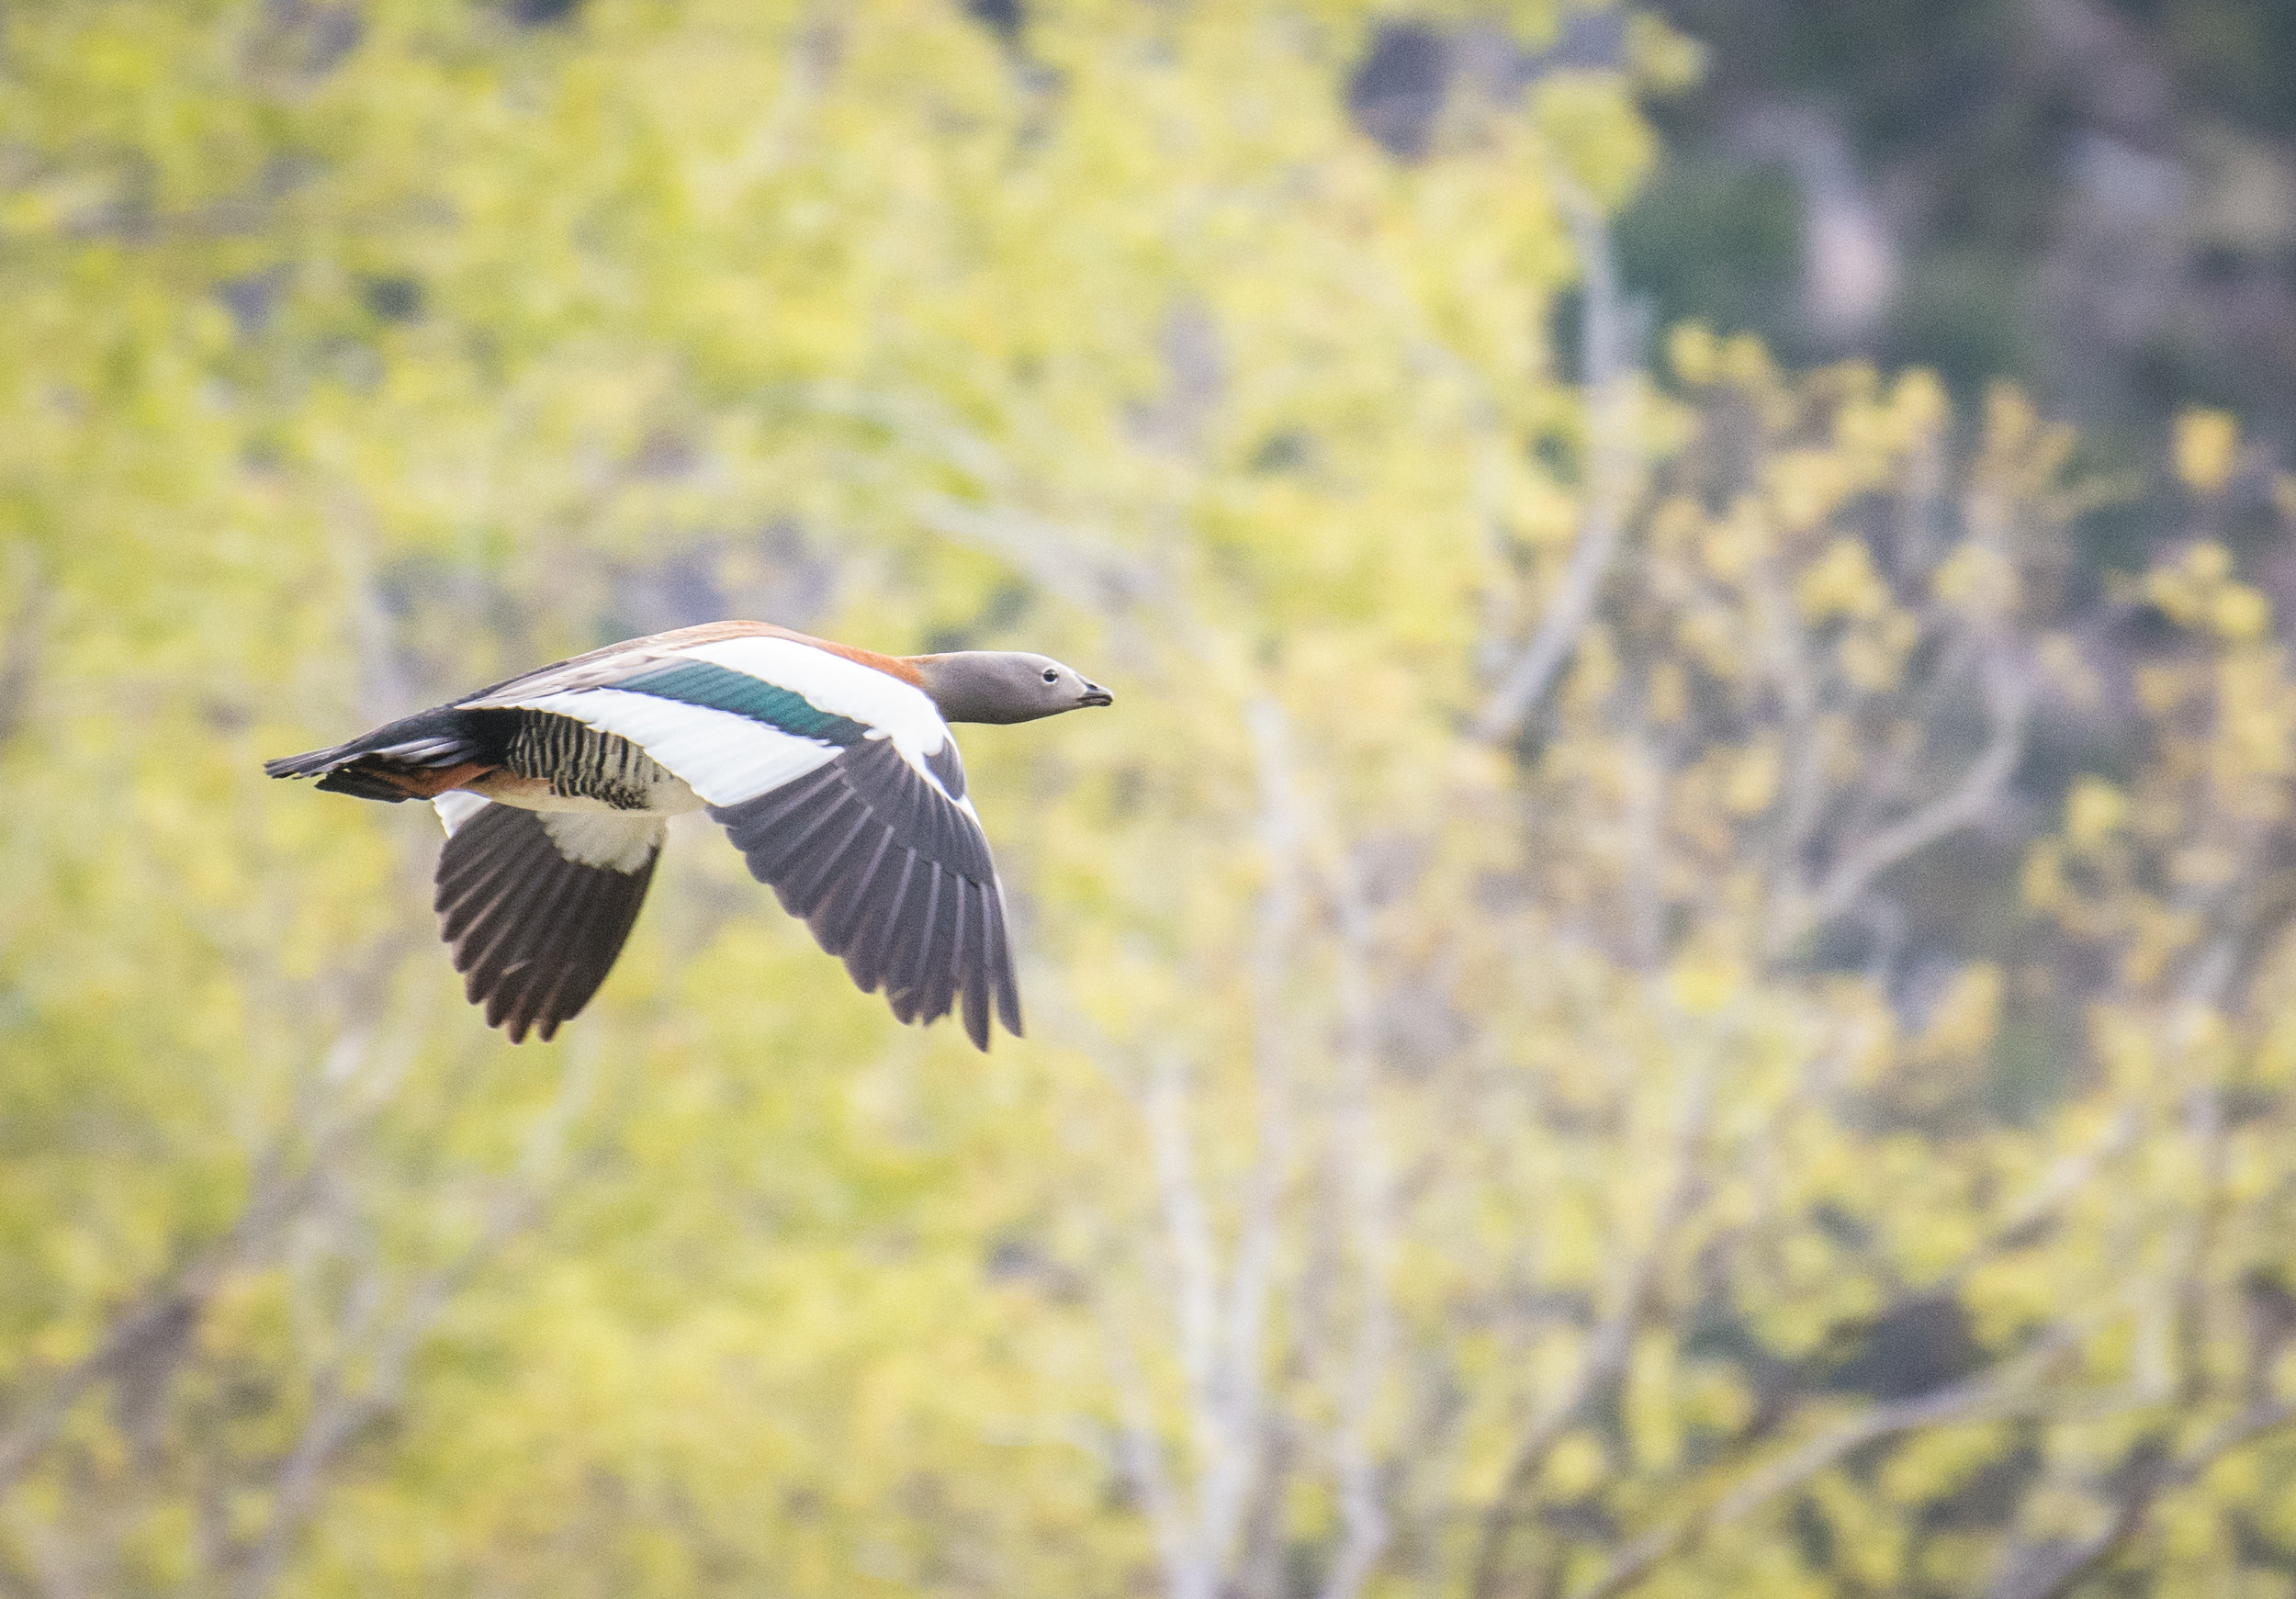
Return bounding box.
[265,707,511,803]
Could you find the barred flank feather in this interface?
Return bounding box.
[433,802,663,1042]
[500,713,678,810]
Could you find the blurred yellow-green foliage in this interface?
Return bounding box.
[6,4,2296,1597]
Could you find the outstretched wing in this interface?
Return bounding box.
[431,794,665,1043]
[465,631,1022,1049]
[711,735,1020,1049]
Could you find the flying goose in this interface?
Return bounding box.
[265,622,1110,1049]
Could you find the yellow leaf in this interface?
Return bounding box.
[2173,408,2241,497]
[1668,321,1718,388]
[2213,582,2270,641]
[1931,541,2018,617]
[2064,778,2128,850]
[1795,536,1888,621]
[1909,965,2001,1063]
[1626,14,1705,96]
[1669,952,1745,1013]
[1725,744,1780,816]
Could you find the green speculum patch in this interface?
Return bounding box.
[618,659,870,746]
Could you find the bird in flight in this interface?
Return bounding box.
[266,622,1110,1050]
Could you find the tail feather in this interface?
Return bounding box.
[265,707,505,804]
[315,766,430,803]
[263,741,363,780]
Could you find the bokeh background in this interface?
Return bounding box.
[6,3,2296,1595]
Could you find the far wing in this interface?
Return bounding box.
[430,796,665,1043]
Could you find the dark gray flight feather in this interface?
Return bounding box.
[710,736,1021,1048]
[433,802,661,1043]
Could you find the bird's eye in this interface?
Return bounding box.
[1042,668,1059,683]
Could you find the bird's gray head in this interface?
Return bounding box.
[908,651,1113,725]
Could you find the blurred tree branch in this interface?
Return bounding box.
[1474,175,1638,747]
[1469,1011,1723,1599]
[227,1035,603,1599]
[0,1014,408,1502]
[1773,641,2036,960]
[1314,840,1395,1599]
[1573,1326,2082,1599]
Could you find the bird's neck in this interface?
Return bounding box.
[906,653,1016,724]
